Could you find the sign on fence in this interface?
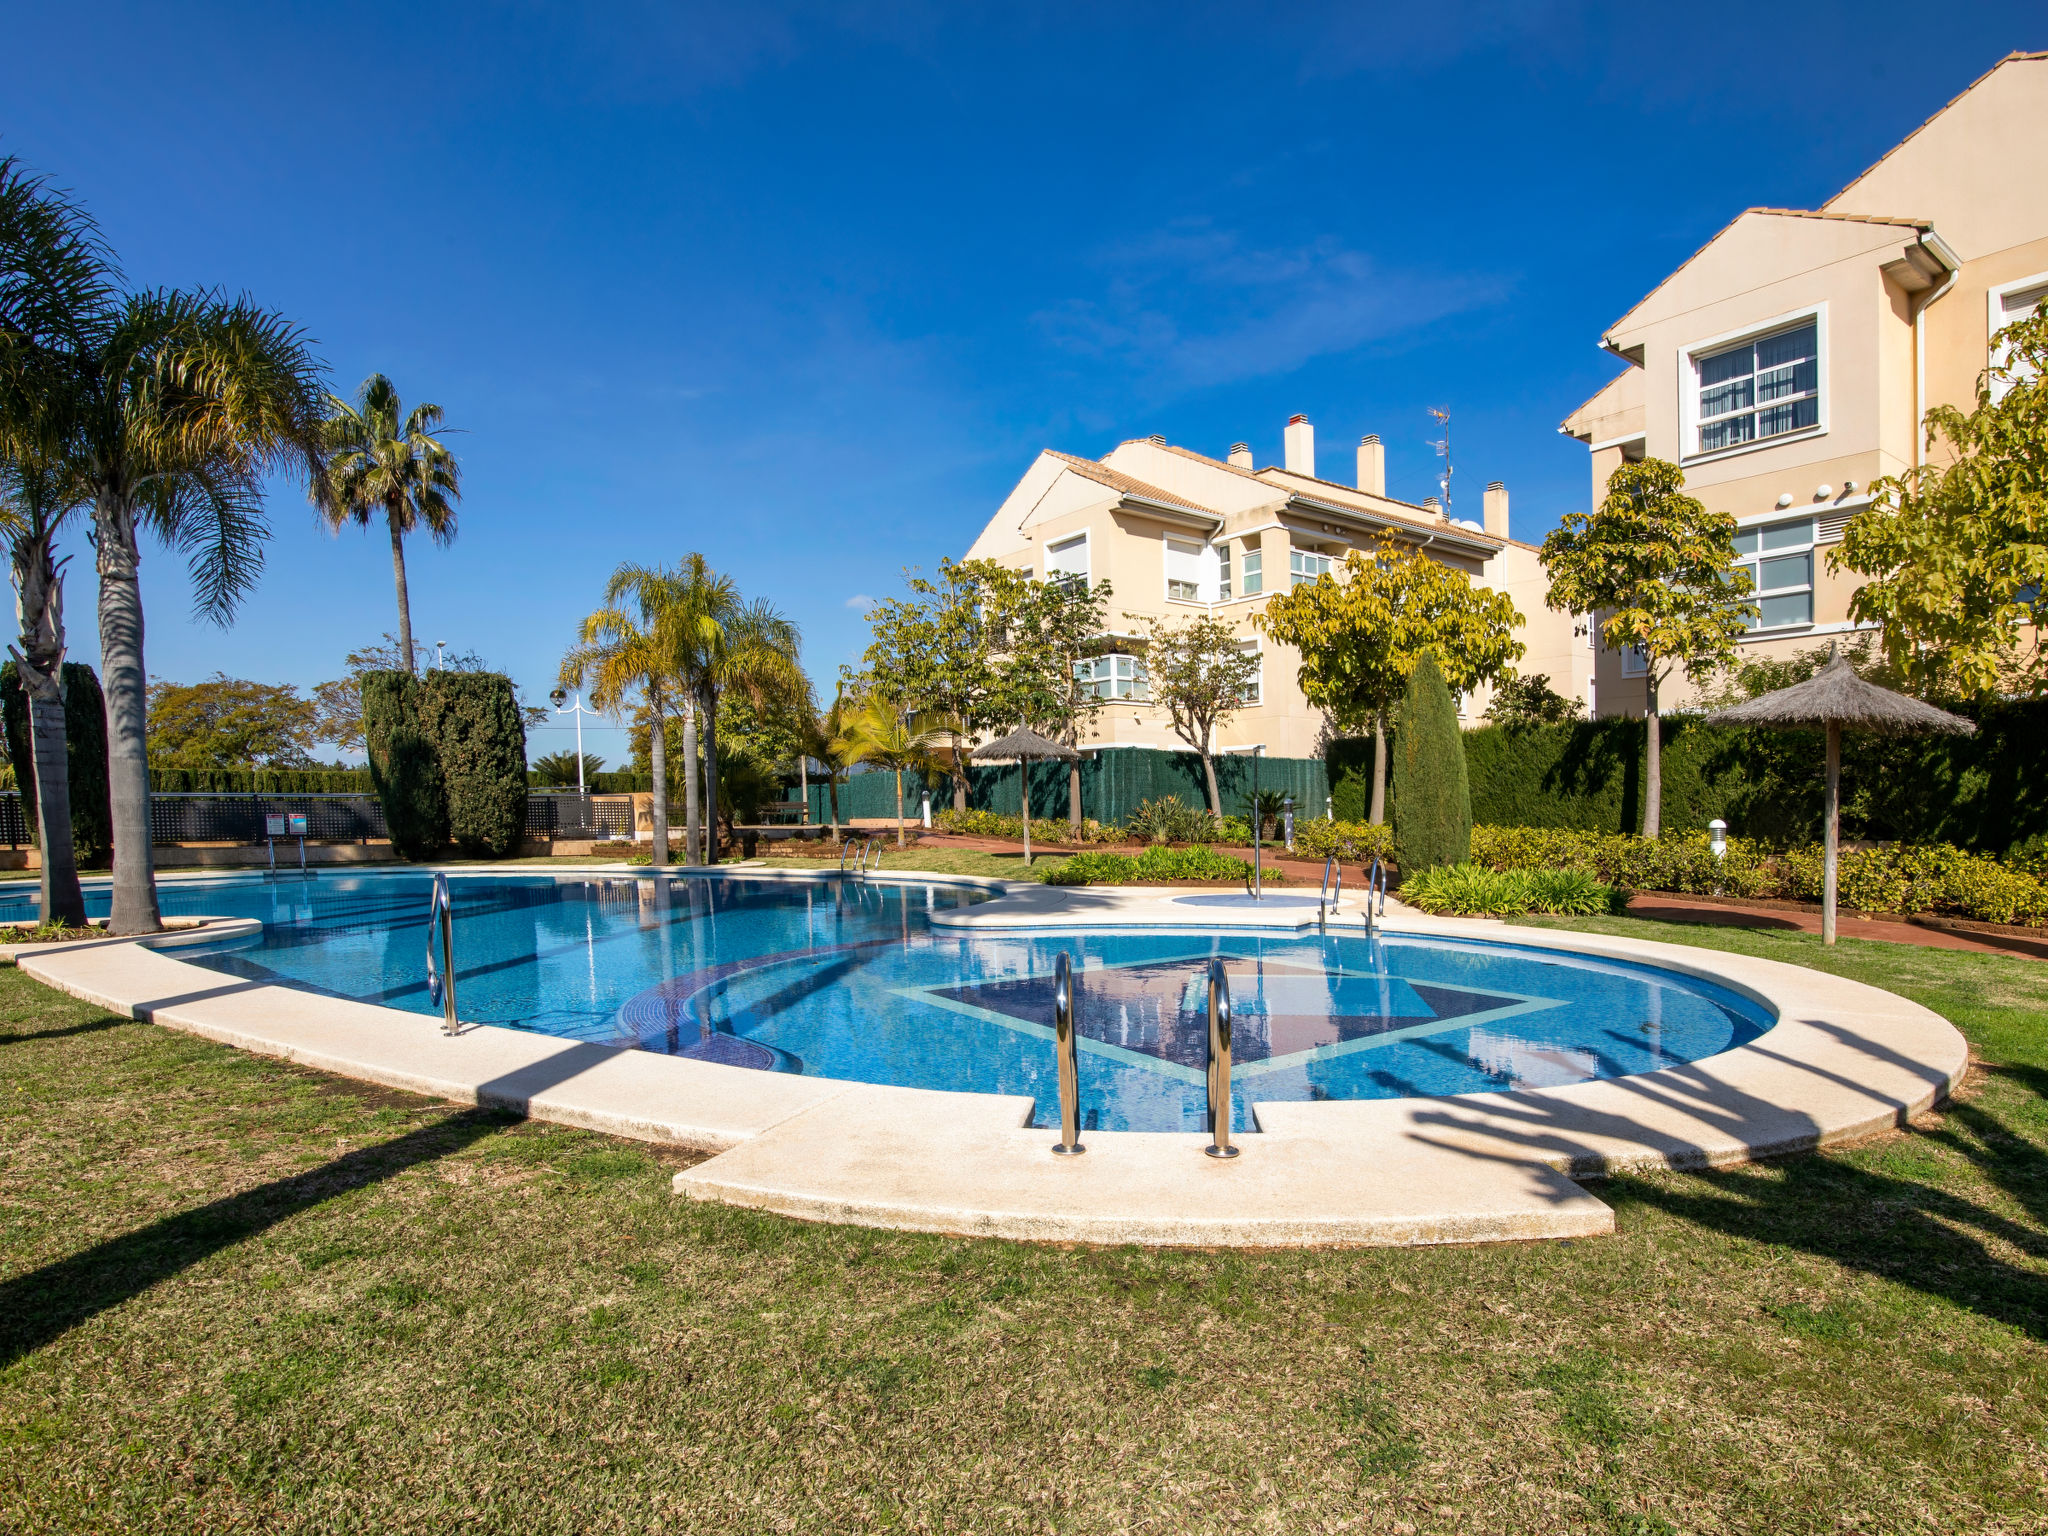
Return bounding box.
[265,815,288,837]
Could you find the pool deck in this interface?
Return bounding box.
[9,869,1969,1249]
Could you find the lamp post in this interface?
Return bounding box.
[549,687,591,794]
[435,639,447,669]
[1282,794,1295,852]
[1708,819,1727,860]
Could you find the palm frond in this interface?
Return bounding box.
[139,461,269,625]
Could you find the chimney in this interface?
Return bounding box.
[1228,441,1253,469]
[1148,433,1166,445]
[1422,496,1441,516]
[1483,481,1509,538]
[1356,434,1385,496]
[1283,414,1315,476]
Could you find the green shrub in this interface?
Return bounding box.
[1123,796,1216,845]
[362,672,446,860]
[1523,867,1623,916]
[1402,863,1618,917]
[1391,653,1470,873]
[1292,817,1395,864]
[416,671,529,858]
[0,660,111,865]
[932,807,1114,844]
[1044,844,1281,887]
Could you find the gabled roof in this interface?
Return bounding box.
[1600,206,1939,348]
[1822,50,2048,213]
[1041,449,1213,515]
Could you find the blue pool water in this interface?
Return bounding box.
[15,872,1775,1133]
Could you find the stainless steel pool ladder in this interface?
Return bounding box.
[422,873,461,1035]
[1363,856,1387,935]
[1050,951,1083,1155]
[1318,855,1344,928]
[1205,959,1239,1159]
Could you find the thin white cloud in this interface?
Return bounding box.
[1036,221,1506,394]
[845,593,875,611]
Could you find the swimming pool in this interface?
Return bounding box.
[15,871,1775,1133]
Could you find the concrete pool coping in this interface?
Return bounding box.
[9,866,1969,1248]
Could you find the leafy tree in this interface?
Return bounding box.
[532,750,604,787]
[0,659,110,876]
[318,376,459,678]
[831,696,953,848]
[997,570,1113,826]
[147,674,319,769]
[1541,458,1753,837]
[1482,672,1582,728]
[416,670,527,857]
[316,634,540,758]
[1127,611,1259,817]
[692,586,804,863]
[1390,652,1470,873]
[1838,308,2048,700]
[1257,533,1523,824]
[859,558,1033,810]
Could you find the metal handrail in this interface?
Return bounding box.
[865,839,881,877]
[422,873,461,1035]
[1318,854,1343,928]
[1204,959,1240,1159]
[1050,951,1083,1155]
[839,836,856,875]
[1364,856,1387,935]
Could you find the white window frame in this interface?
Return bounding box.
[1679,304,1828,466]
[1288,546,1335,589]
[1235,640,1262,706]
[1989,270,2048,402]
[1074,652,1148,701]
[1734,515,1817,634]
[1164,536,1205,604]
[1620,644,1648,679]
[1044,531,1090,588]
[1241,546,1264,597]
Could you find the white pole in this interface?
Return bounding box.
[574,695,585,795]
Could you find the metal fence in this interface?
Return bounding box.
[524,792,636,842]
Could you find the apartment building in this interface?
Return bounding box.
[1563,50,2048,715]
[961,417,1586,759]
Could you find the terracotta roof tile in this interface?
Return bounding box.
[1042,450,1215,515]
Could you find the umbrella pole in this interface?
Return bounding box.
[1022,762,1032,868]
[1823,722,1840,947]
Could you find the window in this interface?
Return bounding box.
[1734,517,1815,630]
[1289,548,1334,588]
[1242,548,1263,596]
[1218,548,1232,604]
[1165,538,1204,601]
[1693,319,1819,455]
[1045,533,1089,588]
[1236,641,1262,705]
[1074,653,1147,701]
[1620,644,1648,678]
[1991,274,2047,401]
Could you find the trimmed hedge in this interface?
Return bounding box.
[1466,823,2048,927]
[417,671,528,857]
[0,661,112,864]
[1291,817,1394,863]
[149,767,371,793]
[1391,653,1469,873]
[1043,845,1283,887]
[1402,864,1620,918]
[932,808,1119,845]
[362,672,447,860]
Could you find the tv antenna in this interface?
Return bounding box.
[1427,407,1452,516]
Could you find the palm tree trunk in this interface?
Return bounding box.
[798,752,810,827]
[680,692,701,864]
[1068,759,1082,830]
[1369,715,1387,825]
[647,685,669,869]
[703,687,721,864]
[1823,721,1840,946]
[827,768,841,840]
[1642,674,1662,839]
[896,768,907,849]
[388,510,417,675]
[93,489,160,935]
[12,529,84,927]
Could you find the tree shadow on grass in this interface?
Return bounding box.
[0,1013,132,1047]
[1610,1064,2048,1339]
[0,1108,509,1370]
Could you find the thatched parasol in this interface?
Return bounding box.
[971,728,1079,867]
[1700,647,1974,944]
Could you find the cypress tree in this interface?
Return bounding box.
[362,670,447,860]
[416,671,528,857]
[1390,652,1471,873]
[0,660,113,865]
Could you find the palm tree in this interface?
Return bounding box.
[698,594,805,863]
[833,697,954,848]
[0,455,88,925]
[61,289,327,935]
[797,685,854,843]
[319,375,458,675]
[560,563,701,869]
[0,158,116,928]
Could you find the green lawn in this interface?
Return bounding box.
[0,918,2044,1533]
[754,844,1071,882]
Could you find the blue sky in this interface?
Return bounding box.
[6,1,2041,766]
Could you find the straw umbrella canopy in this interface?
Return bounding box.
[1700,647,1974,944]
[971,728,1079,867]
